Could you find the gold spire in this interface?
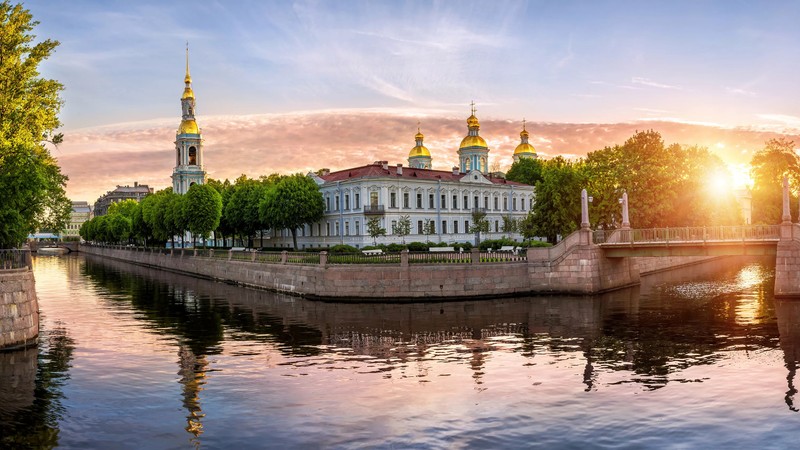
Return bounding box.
[184,42,191,84]
[181,43,195,100]
[409,122,430,157]
[520,118,529,139]
[461,101,486,149]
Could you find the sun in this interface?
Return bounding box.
[707,170,731,196]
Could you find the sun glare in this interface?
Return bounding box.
[708,171,731,195]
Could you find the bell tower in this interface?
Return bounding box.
[172,44,207,194]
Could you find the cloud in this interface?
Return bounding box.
[726,87,757,97]
[57,110,800,202]
[631,77,681,90]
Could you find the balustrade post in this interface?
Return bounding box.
[319,251,328,267]
[400,249,409,268]
[210,249,214,258]
[228,249,233,261]
[193,249,197,257]
[281,251,288,264]
[471,247,480,265]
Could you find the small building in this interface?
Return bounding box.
[63,201,92,239]
[93,182,153,216]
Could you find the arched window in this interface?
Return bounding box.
[465,158,471,171]
[189,146,197,165]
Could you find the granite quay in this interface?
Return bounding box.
[0,250,38,350]
[79,233,721,301]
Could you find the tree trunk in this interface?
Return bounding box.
[291,228,298,251]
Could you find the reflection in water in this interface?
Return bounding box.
[776,299,800,412]
[0,325,74,449]
[3,254,799,448]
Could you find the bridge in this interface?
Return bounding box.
[566,182,800,298]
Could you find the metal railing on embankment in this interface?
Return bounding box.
[83,243,530,267]
[0,249,32,270]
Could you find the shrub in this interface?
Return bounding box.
[386,243,407,252]
[362,244,387,251]
[521,240,552,248]
[330,244,359,253]
[407,241,429,252]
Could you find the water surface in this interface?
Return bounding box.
[1,255,799,449]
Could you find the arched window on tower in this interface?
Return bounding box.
[465,158,471,171]
[189,146,197,165]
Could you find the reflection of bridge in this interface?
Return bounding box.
[594,225,781,257]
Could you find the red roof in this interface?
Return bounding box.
[319,162,530,187]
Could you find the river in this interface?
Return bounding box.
[1,254,799,449]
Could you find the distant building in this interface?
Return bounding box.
[63,201,92,238]
[93,182,153,216]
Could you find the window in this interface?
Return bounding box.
[454,221,459,234]
[403,192,409,208]
[345,194,350,210]
[370,191,379,207]
[417,193,423,208]
[441,194,446,209]
[464,195,468,209]
[465,220,470,232]
[326,222,330,236]
[453,195,458,210]
[494,197,498,211]
[418,220,423,234]
[513,198,517,211]
[355,192,360,208]
[429,194,435,209]
[355,221,360,235]
[504,198,508,211]
[474,196,479,209]
[442,220,447,234]
[345,222,350,236]
[326,197,330,211]
[484,197,488,209]
[530,198,533,209]
[391,220,397,234]
[390,192,397,208]
[188,146,197,165]
[495,220,499,232]
[335,222,340,236]
[335,196,340,211]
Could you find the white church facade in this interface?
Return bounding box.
[265,108,538,249]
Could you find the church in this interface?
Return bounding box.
[270,106,538,249]
[169,50,536,249]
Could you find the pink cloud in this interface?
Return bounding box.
[56,111,800,202]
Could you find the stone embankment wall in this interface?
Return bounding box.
[80,241,718,301]
[634,256,721,275]
[0,347,37,418]
[0,269,39,349]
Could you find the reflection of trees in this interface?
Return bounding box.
[0,327,74,449]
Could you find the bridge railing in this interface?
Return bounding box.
[595,225,781,245]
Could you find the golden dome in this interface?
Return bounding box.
[178,119,199,134]
[409,145,431,158]
[467,114,480,128]
[459,135,487,149]
[415,130,424,140]
[520,128,529,139]
[514,142,536,155]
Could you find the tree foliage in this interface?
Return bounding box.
[750,137,800,224]
[185,183,223,246]
[0,2,69,247]
[258,174,324,250]
[394,215,411,244]
[366,217,386,244]
[523,156,585,243]
[506,157,544,186]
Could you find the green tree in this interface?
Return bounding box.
[366,217,386,244]
[469,209,490,245]
[226,175,267,248]
[207,178,233,246]
[506,157,544,186]
[258,174,324,250]
[184,184,222,248]
[0,2,69,247]
[750,137,800,224]
[141,189,172,244]
[526,156,585,243]
[393,215,411,244]
[501,215,518,236]
[423,219,436,241]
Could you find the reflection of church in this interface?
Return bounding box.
[171,47,207,195]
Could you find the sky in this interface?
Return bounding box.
[22,0,800,201]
